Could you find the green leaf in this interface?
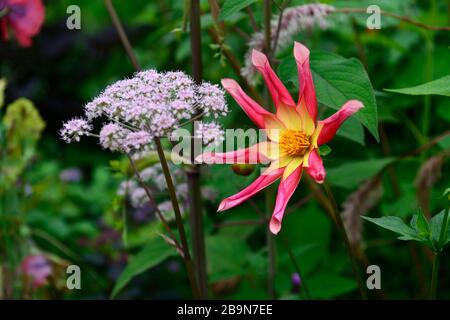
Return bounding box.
[336,116,365,145]
[327,158,394,189]
[385,75,450,96]
[362,216,421,241]
[318,144,332,157]
[111,236,177,298]
[278,51,379,141]
[219,0,258,20]
[429,209,450,248]
[206,234,251,281]
[411,210,430,239]
[0,78,6,109]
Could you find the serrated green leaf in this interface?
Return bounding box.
[412,210,430,238]
[363,216,421,241]
[219,0,258,20]
[111,236,177,298]
[278,51,379,141]
[385,75,450,96]
[327,158,394,189]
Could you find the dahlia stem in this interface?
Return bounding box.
[188,0,209,299]
[154,138,200,299]
[104,0,199,298]
[323,181,367,299]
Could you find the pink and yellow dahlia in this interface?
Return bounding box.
[200,42,363,234]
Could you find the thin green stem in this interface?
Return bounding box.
[323,181,367,299]
[429,251,441,299]
[127,155,182,251]
[281,236,311,299]
[430,207,450,299]
[154,138,200,299]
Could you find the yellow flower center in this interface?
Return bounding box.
[279,130,311,157]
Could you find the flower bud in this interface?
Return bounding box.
[231,164,255,176]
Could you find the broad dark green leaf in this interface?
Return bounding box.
[385,75,450,96]
[336,116,365,145]
[219,0,258,20]
[278,51,379,141]
[327,158,394,189]
[111,236,177,298]
[363,216,421,241]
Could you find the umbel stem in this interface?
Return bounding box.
[103,0,200,298]
[154,138,200,299]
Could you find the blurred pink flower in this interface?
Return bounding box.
[0,0,45,47]
[199,42,363,234]
[21,254,52,288]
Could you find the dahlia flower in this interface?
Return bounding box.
[199,42,363,234]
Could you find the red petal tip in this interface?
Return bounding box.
[269,217,281,235]
[220,78,236,89]
[293,41,310,63]
[251,49,268,67]
[217,200,227,212]
[348,100,364,111]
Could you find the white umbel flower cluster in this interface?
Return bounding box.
[61,69,229,153]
